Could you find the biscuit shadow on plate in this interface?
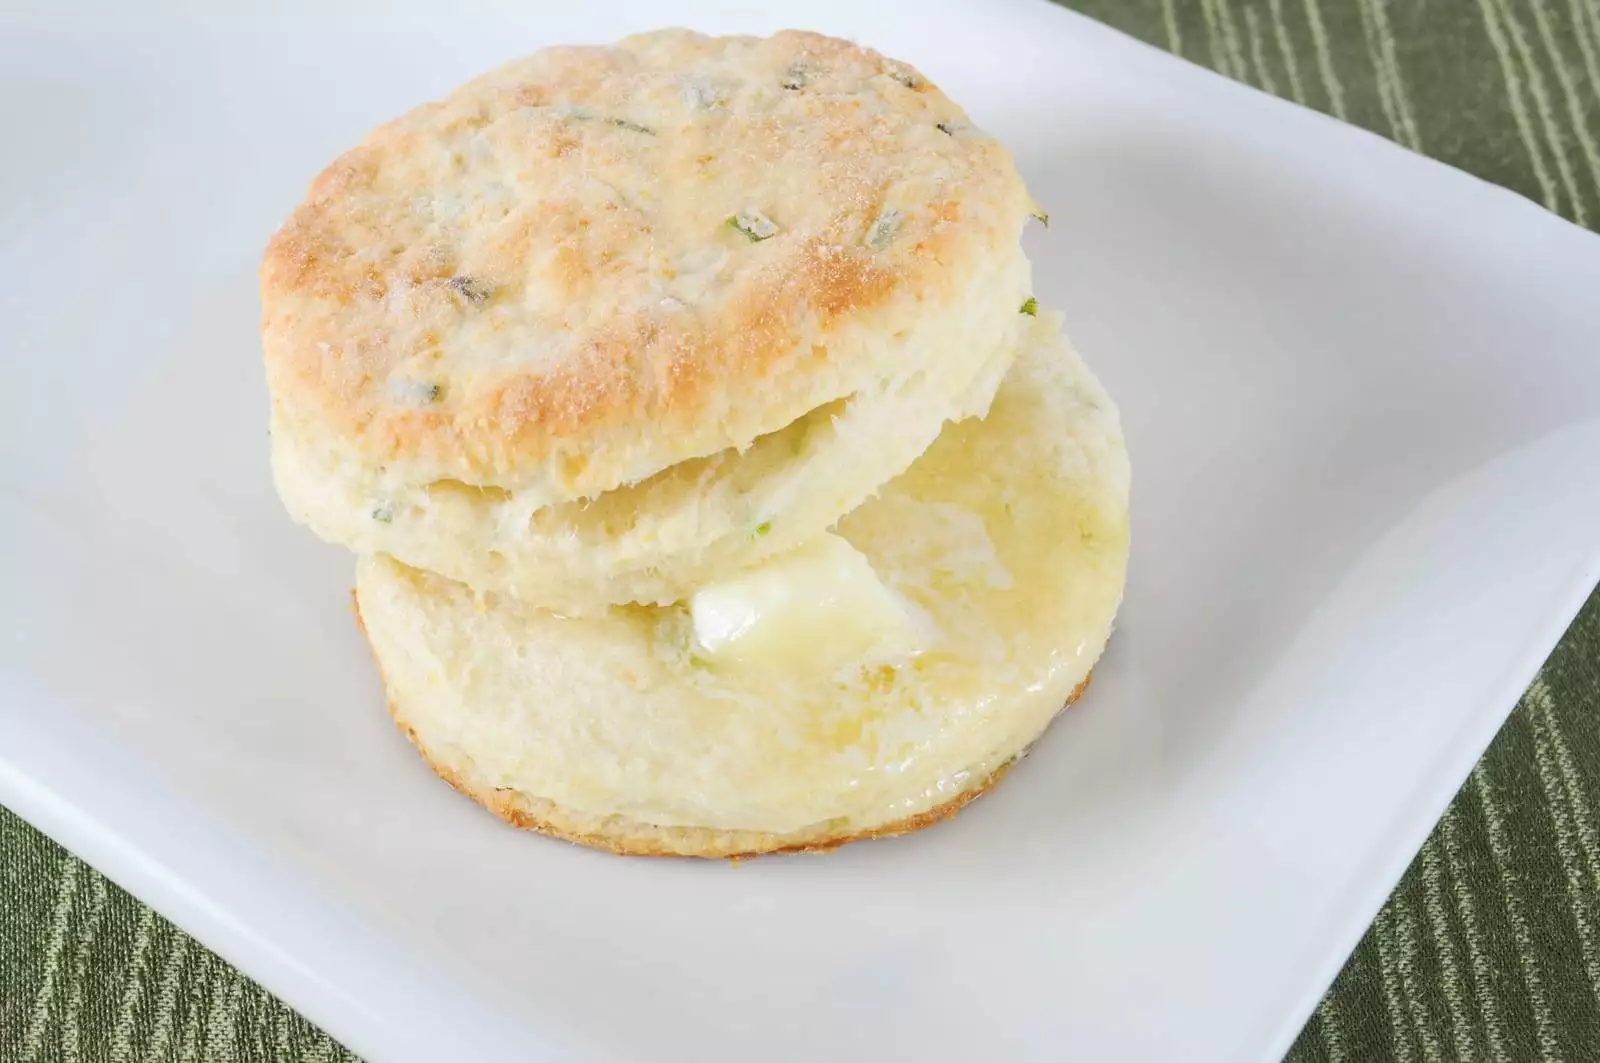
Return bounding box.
[1014,113,1575,765]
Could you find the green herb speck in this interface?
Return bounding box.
[1020,297,1038,316]
[390,377,443,406]
[865,209,904,250]
[1030,209,1050,228]
[560,107,654,135]
[606,117,655,135]
[371,500,396,523]
[729,211,779,242]
[754,520,773,537]
[448,275,491,304]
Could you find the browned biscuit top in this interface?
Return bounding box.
[262,28,1032,501]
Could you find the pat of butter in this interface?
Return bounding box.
[690,533,920,671]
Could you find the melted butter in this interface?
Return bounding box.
[690,533,920,672]
[360,316,1131,837]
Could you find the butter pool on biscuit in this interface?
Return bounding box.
[262,29,1130,857]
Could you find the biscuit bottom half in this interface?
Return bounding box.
[354,320,1130,857]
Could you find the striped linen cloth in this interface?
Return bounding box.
[3,2,1599,1059]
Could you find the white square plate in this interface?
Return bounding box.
[4,1,1599,1060]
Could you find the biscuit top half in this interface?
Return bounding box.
[262,29,1035,504]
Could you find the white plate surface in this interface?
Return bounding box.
[3,2,1600,1061]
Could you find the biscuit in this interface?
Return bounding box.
[353,317,1129,855]
[263,29,1037,605]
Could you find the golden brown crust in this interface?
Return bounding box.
[415,726,1018,858]
[357,585,1089,858]
[263,29,1033,502]
[398,674,1090,859]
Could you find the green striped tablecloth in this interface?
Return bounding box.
[4,2,1599,1059]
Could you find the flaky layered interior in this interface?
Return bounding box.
[355,315,1130,842]
[273,249,1031,614]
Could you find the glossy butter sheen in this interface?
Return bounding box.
[689,532,921,671]
[357,315,1130,835]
